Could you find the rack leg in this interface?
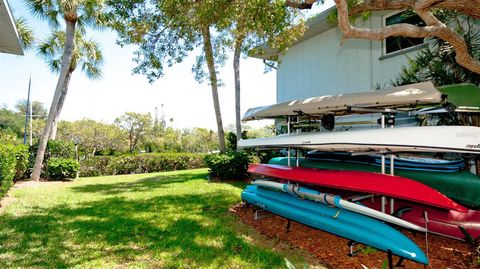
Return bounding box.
[286,219,291,233]
[387,250,394,269]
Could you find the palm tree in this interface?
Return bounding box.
[37,30,103,139]
[26,0,106,181]
[14,17,35,50]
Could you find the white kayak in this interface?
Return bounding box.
[242,82,442,121]
[253,180,427,232]
[238,126,480,154]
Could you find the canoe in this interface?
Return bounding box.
[253,179,426,232]
[238,126,480,155]
[268,157,480,208]
[242,82,442,121]
[248,163,467,213]
[306,151,465,172]
[242,185,429,265]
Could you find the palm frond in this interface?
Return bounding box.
[14,17,36,50]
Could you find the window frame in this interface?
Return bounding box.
[382,10,426,56]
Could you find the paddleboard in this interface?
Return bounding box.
[238,126,480,154]
[253,179,426,232]
[242,185,429,265]
[248,163,467,213]
[242,82,442,121]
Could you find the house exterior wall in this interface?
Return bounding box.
[277,15,421,103]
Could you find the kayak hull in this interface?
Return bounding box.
[238,126,480,155]
[242,185,429,265]
[306,151,465,172]
[248,163,467,212]
[269,157,480,209]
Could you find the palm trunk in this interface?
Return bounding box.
[202,26,226,153]
[50,70,73,140]
[233,36,244,144]
[31,20,76,181]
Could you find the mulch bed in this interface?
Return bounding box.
[231,204,479,269]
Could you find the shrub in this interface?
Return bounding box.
[46,158,80,180]
[28,140,76,177]
[204,151,251,180]
[0,144,16,199]
[13,144,29,181]
[79,153,205,177]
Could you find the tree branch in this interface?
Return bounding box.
[350,0,480,19]
[333,0,480,74]
[285,0,317,9]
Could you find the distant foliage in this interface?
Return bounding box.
[226,132,237,151]
[28,140,76,178]
[46,158,80,180]
[0,145,17,199]
[204,151,251,180]
[80,153,205,177]
[13,144,30,181]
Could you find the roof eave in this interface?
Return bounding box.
[0,0,24,55]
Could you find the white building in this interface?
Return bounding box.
[253,7,426,103]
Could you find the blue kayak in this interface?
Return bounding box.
[242,185,429,265]
[306,151,465,172]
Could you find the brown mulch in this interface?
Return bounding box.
[231,204,479,269]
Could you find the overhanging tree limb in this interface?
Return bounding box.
[285,0,480,74]
[332,0,480,75]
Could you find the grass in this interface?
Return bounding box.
[0,169,313,269]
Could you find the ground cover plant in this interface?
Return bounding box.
[0,169,313,268]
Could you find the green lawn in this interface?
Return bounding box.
[0,169,312,268]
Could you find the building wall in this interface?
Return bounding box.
[277,15,421,103]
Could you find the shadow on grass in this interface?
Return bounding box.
[71,170,209,195]
[0,182,285,268]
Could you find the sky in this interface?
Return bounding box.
[0,1,333,130]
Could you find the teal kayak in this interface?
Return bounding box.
[268,157,480,208]
[242,185,429,265]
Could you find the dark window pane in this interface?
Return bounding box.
[385,12,425,54]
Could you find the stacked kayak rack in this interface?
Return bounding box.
[237,82,480,268]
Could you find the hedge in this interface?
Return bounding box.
[13,144,29,181]
[204,151,252,180]
[80,153,206,177]
[0,145,19,199]
[46,158,80,180]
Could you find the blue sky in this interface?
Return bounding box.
[0,0,332,130]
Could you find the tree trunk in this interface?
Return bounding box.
[31,20,76,181]
[50,70,73,140]
[202,26,226,153]
[233,36,244,144]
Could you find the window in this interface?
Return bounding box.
[384,11,425,54]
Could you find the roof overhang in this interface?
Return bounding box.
[250,6,336,60]
[0,0,24,55]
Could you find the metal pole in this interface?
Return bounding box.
[29,94,33,146]
[296,149,300,167]
[23,76,31,145]
[390,155,395,175]
[288,148,291,166]
[287,116,291,167]
[390,198,395,214]
[381,196,386,213]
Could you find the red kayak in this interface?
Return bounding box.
[358,196,480,240]
[248,164,467,213]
